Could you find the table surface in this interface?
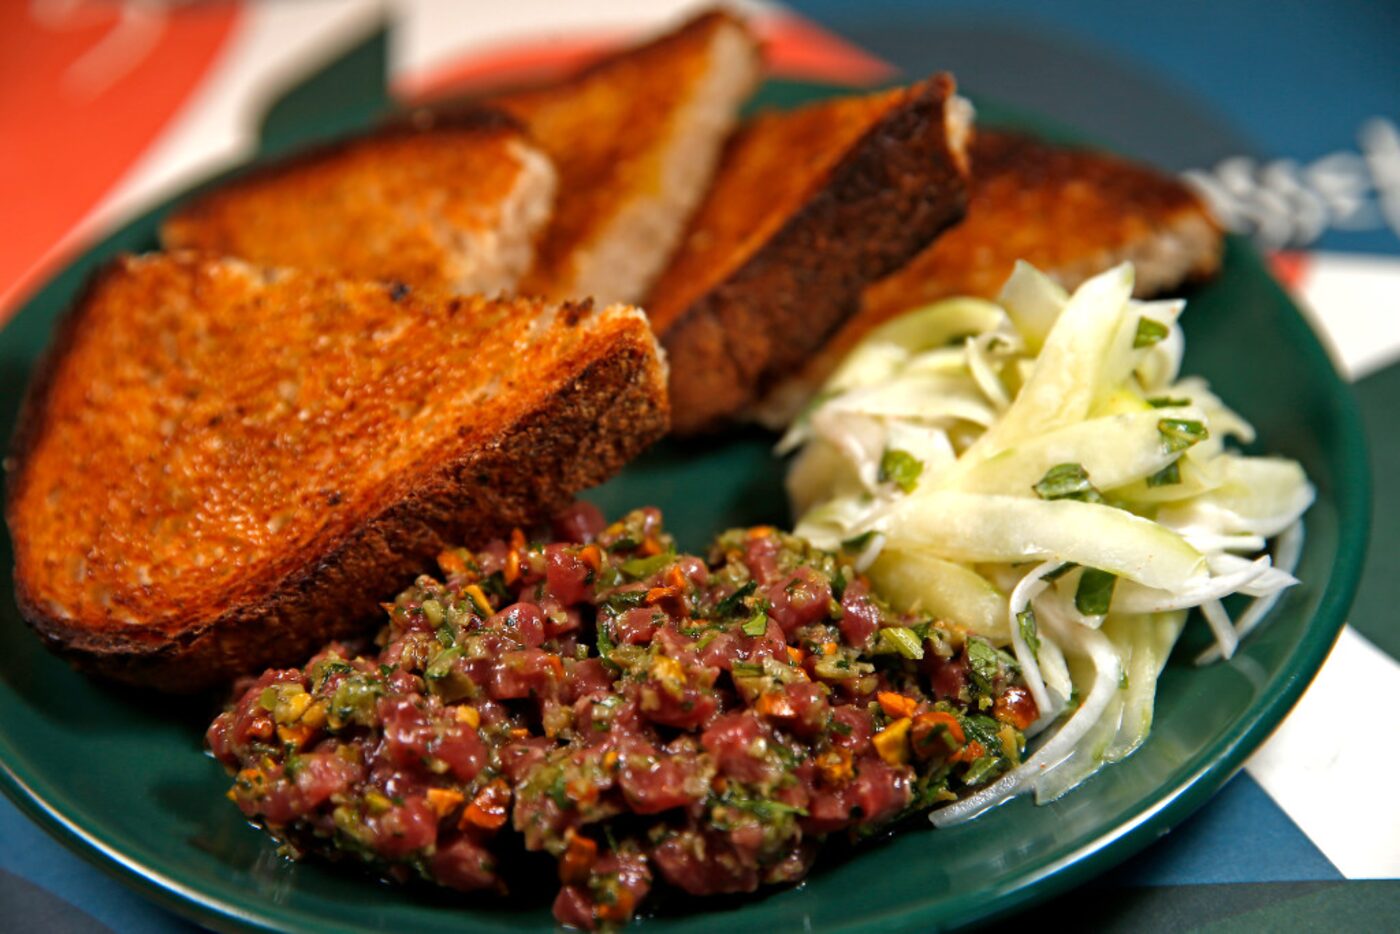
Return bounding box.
[1,1,1397,930]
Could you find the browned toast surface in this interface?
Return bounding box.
[646,74,971,433]
[488,10,760,303]
[751,130,1223,424]
[7,254,668,690]
[160,113,555,295]
[863,128,1223,317]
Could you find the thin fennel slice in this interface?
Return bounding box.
[780,260,1314,822]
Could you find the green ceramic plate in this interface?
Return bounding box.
[0,69,1369,933]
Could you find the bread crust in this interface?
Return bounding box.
[6,255,668,691]
[649,75,970,434]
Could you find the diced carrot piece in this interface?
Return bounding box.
[463,584,493,615]
[645,585,680,605]
[821,641,838,655]
[756,691,796,718]
[275,724,314,748]
[817,747,854,784]
[560,831,599,884]
[639,536,663,556]
[595,887,636,923]
[454,705,480,728]
[597,890,635,923]
[500,530,527,584]
[787,645,806,665]
[648,654,686,686]
[436,549,469,578]
[910,710,967,760]
[877,691,918,719]
[300,701,328,728]
[951,740,986,764]
[566,777,600,805]
[426,787,465,817]
[579,544,603,572]
[459,780,511,831]
[460,801,505,831]
[872,717,913,765]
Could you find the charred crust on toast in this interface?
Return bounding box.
[13,337,666,692]
[659,75,969,434]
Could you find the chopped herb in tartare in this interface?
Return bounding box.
[207,505,1034,929]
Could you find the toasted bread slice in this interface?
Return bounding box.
[7,254,668,691]
[645,74,972,434]
[488,9,761,305]
[160,112,556,295]
[864,129,1223,312]
[754,129,1223,426]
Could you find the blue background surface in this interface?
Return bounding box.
[792,0,1400,256]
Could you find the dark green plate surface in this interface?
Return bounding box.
[0,52,1369,934]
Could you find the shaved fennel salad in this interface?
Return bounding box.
[779,262,1314,824]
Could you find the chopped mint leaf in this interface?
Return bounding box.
[619,552,674,580]
[714,580,757,617]
[1133,317,1169,348]
[1147,458,1182,487]
[741,612,769,637]
[595,620,615,660]
[966,638,1002,693]
[1032,463,1104,503]
[599,589,648,613]
[878,448,924,493]
[841,530,877,552]
[1158,418,1208,454]
[877,626,925,659]
[1075,568,1117,616]
[1017,608,1041,657]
